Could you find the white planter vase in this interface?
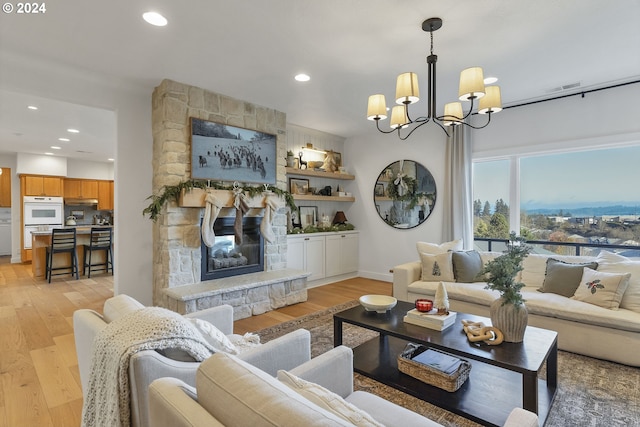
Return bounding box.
[490,297,528,343]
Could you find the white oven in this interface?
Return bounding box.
[23,196,64,249]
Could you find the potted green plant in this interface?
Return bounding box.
[480,232,532,342]
[286,150,295,168]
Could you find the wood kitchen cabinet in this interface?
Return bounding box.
[64,179,99,199]
[0,167,11,207]
[98,180,114,210]
[22,175,64,197]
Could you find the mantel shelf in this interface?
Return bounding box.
[178,188,281,208]
[286,167,355,180]
[293,194,355,202]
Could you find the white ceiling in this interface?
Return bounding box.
[1,0,639,162]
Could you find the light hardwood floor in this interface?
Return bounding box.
[0,260,391,427]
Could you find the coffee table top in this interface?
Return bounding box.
[335,300,557,373]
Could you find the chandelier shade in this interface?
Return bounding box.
[367,94,388,120]
[366,17,501,139]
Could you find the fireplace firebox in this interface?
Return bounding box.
[201,216,264,281]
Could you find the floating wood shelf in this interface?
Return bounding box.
[286,167,355,180]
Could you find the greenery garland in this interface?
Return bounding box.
[386,175,424,209]
[142,179,297,222]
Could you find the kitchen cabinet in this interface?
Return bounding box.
[0,167,11,207]
[325,232,359,277]
[98,180,114,210]
[22,175,64,197]
[64,179,99,199]
[287,231,359,284]
[287,234,325,282]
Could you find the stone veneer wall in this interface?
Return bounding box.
[151,79,288,307]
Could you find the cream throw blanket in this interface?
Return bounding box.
[81,307,215,427]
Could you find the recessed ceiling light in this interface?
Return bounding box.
[294,74,311,82]
[27,105,38,110]
[108,158,115,162]
[58,137,70,142]
[67,128,80,133]
[44,152,54,156]
[50,146,61,150]
[143,11,168,26]
[484,77,498,84]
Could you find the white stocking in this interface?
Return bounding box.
[201,193,223,248]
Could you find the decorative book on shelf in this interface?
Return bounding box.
[403,309,457,331]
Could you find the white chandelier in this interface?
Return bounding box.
[366,17,502,139]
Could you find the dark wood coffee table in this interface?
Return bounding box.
[334,300,557,427]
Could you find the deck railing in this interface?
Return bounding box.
[474,237,639,257]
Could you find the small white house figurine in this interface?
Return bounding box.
[435,282,450,315]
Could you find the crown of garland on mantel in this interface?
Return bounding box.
[142,179,297,222]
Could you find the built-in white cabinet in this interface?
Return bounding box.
[325,233,359,277]
[287,234,326,281]
[287,231,358,285]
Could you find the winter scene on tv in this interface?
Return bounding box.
[191,118,277,185]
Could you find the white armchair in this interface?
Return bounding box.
[73,295,311,427]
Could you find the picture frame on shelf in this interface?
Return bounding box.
[289,178,310,195]
[374,183,385,197]
[190,117,277,184]
[333,151,342,168]
[299,206,318,228]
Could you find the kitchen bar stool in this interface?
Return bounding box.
[46,228,79,283]
[83,227,113,278]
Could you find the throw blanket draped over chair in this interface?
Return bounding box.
[81,307,215,427]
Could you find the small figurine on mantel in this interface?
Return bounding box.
[435,282,450,315]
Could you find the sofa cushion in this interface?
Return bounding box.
[521,253,595,288]
[452,250,483,283]
[346,391,444,427]
[277,370,384,427]
[196,353,351,426]
[416,239,463,255]
[538,258,598,297]
[597,251,640,312]
[103,294,145,323]
[572,268,631,310]
[420,252,455,282]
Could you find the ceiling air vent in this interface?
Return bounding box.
[547,81,582,93]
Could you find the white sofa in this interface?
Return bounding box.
[148,345,538,427]
[393,244,640,366]
[73,295,311,427]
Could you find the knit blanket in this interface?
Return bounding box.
[80,307,215,427]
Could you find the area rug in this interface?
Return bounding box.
[257,300,640,427]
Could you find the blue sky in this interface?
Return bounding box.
[473,145,640,210]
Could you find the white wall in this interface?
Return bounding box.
[344,125,448,283]
[67,159,114,180]
[1,51,154,304]
[16,152,67,176]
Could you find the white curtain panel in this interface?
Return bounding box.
[443,126,473,249]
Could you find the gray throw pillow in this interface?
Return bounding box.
[452,250,483,283]
[538,258,598,297]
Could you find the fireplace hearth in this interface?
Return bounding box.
[201,216,264,281]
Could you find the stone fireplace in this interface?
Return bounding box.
[200,213,264,281]
[151,79,307,317]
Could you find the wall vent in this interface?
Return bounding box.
[547,81,582,93]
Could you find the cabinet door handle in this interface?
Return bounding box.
[341,235,346,238]
[304,237,310,241]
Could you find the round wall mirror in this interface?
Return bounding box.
[374,160,437,229]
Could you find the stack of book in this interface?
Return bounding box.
[403,309,457,331]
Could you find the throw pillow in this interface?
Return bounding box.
[189,318,238,354]
[572,268,631,310]
[277,370,384,427]
[538,258,598,297]
[416,239,463,255]
[452,250,483,283]
[420,252,455,282]
[596,251,640,312]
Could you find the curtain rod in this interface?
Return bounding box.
[502,79,640,110]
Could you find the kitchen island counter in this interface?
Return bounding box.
[31,226,114,279]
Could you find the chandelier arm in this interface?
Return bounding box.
[374,119,400,134]
[460,112,493,130]
[397,118,443,140]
